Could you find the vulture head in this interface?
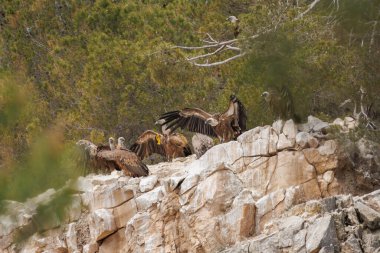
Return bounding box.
[76,140,97,157]
[226,15,239,24]
[261,91,271,102]
[230,94,237,102]
[109,137,116,150]
[117,137,126,149]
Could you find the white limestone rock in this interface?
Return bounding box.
[139,175,158,193]
[306,215,338,253]
[89,209,117,241]
[135,186,164,211]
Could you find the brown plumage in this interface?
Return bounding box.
[76,139,149,177]
[157,95,247,143]
[130,130,192,161]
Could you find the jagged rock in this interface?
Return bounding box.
[135,186,164,211]
[362,229,380,253]
[83,243,99,253]
[139,175,158,193]
[323,170,334,184]
[113,199,137,229]
[272,119,284,134]
[183,165,242,214]
[256,189,285,230]
[303,141,339,175]
[219,203,256,244]
[99,228,126,253]
[293,229,307,252]
[308,135,319,148]
[89,209,117,241]
[277,133,294,150]
[179,174,199,195]
[66,223,78,252]
[355,201,380,230]
[306,215,339,253]
[296,132,310,148]
[278,216,304,248]
[192,133,214,158]
[269,128,279,154]
[283,119,297,139]
[341,234,363,253]
[267,151,317,194]
[232,190,255,208]
[319,245,335,253]
[313,121,329,132]
[296,132,320,149]
[189,141,243,174]
[237,156,277,198]
[82,184,134,210]
[240,126,270,156]
[346,206,360,225]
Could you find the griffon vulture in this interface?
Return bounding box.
[261,87,300,122]
[76,139,149,177]
[157,95,247,143]
[130,127,192,161]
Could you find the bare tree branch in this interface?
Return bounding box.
[191,53,246,67]
[174,0,323,67]
[173,38,238,50]
[186,45,225,61]
[295,0,321,20]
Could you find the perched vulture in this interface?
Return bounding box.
[76,138,149,177]
[116,137,127,150]
[226,15,241,38]
[157,95,247,143]
[261,87,301,122]
[130,127,192,161]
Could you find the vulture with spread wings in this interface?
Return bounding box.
[130,128,192,161]
[157,95,247,142]
[76,138,149,177]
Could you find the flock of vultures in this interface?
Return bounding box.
[76,95,247,177]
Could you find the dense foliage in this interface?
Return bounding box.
[0,0,379,197]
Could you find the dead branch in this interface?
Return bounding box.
[173,0,323,67]
[191,53,246,67]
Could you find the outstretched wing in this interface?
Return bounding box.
[130,130,166,160]
[236,99,247,132]
[158,108,217,137]
[97,149,149,177]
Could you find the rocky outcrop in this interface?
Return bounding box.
[1,117,379,253]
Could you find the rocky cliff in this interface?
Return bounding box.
[1,117,380,253]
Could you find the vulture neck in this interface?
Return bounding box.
[225,100,236,117]
[161,125,171,136]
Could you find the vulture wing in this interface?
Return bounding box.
[129,130,166,160]
[222,96,248,133]
[96,149,149,177]
[235,98,247,132]
[158,108,217,137]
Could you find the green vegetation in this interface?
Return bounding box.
[0,0,379,212]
